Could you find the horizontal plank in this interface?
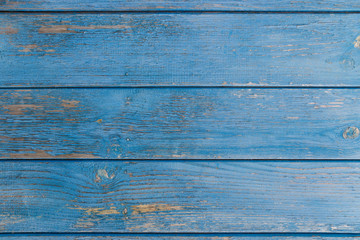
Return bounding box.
[2,0,360,11]
[2,14,360,87]
[2,161,360,232]
[2,88,360,159]
[1,235,360,240]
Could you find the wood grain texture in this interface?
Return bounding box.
[2,236,360,240]
[2,161,360,232]
[2,88,360,159]
[2,14,360,87]
[2,0,360,11]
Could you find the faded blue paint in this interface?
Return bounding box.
[1,0,359,237]
[1,0,360,11]
[1,161,360,232]
[1,14,360,87]
[0,89,360,159]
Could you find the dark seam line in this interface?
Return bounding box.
[1,10,360,14]
[0,232,360,236]
[1,159,360,162]
[1,86,360,89]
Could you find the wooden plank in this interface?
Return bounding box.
[1,235,360,240]
[2,0,360,11]
[2,161,360,232]
[1,88,360,159]
[2,13,360,87]
[0,87,357,159]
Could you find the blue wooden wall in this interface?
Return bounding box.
[2,0,360,239]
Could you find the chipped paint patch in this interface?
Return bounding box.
[355,36,360,49]
[3,104,43,115]
[314,104,342,109]
[70,206,122,229]
[127,222,161,231]
[17,44,40,52]
[171,154,187,158]
[61,100,80,108]
[95,169,115,182]
[0,26,18,34]
[131,204,184,215]
[17,44,56,53]
[38,24,132,34]
[73,218,97,228]
[7,149,98,159]
[71,206,120,216]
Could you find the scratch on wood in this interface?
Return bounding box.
[38,25,132,34]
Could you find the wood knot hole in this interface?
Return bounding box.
[343,126,360,139]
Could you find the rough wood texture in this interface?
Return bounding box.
[1,236,360,240]
[2,14,360,87]
[1,0,360,11]
[2,88,360,159]
[2,161,360,232]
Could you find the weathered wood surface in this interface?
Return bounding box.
[2,88,360,159]
[2,161,360,232]
[2,0,360,11]
[3,14,360,87]
[2,235,360,240]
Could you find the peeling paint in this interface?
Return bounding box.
[16,44,56,53]
[95,169,115,182]
[0,26,18,34]
[71,206,120,216]
[61,100,80,108]
[2,104,43,115]
[7,150,98,159]
[38,24,132,34]
[131,204,184,215]
[354,36,360,49]
[73,218,97,228]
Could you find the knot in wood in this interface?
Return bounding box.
[343,126,360,139]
